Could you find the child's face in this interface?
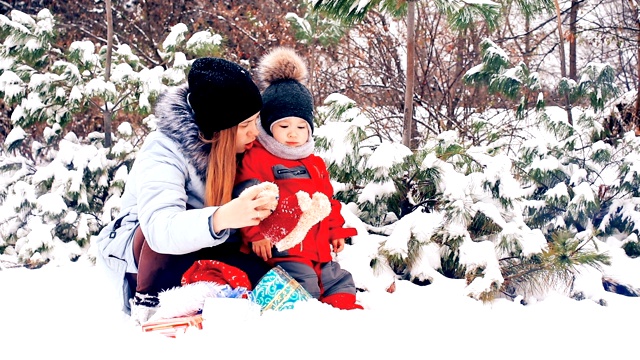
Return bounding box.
[271,117,309,147]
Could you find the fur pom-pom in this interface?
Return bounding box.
[258,47,308,89]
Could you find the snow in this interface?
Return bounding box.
[163,65,188,85]
[115,44,139,63]
[571,182,595,203]
[16,218,55,257]
[1,242,639,359]
[358,181,396,203]
[111,138,134,157]
[285,12,311,36]
[0,70,24,100]
[10,9,36,27]
[34,9,54,34]
[516,228,548,256]
[4,109,639,357]
[69,40,99,65]
[529,156,560,171]
[3,119,640,360]
[186,31,223,50]
[20,92,45,115]
[43,123,61,141]
[465,63,484,77]
[24,38,40,52]
[139,66,166,94]
[111,63,136,83]
[485,40,509,60]
[368,141,412,174]
[545,182,569,200]
[85,77,117,98]
[323,92,356,107]
[502,66,522,82]
[117,122,133,137]
[1,10,640,358]
[162,23,188,51]
[4,125,25,146]
[69,85,82,102]
[314,107,369,165]
[353,0,372,13]
[29,73,57,90]
[36,193,67,215]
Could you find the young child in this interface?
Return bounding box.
[235,47,362,310]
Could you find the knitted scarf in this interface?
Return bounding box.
[256,118,314,160]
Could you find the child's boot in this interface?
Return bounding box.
[321,293,364,310]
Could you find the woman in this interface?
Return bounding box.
[94,57,276,324]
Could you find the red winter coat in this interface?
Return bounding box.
[235,141,357,263]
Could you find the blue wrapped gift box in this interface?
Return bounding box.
[251,266,312,313]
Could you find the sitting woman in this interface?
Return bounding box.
[94,57,277,324]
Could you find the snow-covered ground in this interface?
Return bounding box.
[1,246,639,360]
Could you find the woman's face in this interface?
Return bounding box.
[235,112,260,153]
[271,117,309,147]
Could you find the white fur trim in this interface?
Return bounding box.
[150,282,232,321]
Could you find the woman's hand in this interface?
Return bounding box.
[211,187,277,232]
[252,239,272,261]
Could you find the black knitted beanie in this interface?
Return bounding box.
[187,57,262,139]
[257,48,314,136]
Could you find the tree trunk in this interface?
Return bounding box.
[637,15,640,132]
[568,0,578,80]
[402,0,416,149]
[104,0,114,148]
[448,30,465,127]
[552,0,573,125]
[309,37,316,106]
[629,0,640,131]
[524,16,530,68]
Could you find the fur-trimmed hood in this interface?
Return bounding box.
[154,85,211,182]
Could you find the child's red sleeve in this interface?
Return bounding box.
[236,148,274,244]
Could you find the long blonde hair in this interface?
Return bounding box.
[203,126,238,206]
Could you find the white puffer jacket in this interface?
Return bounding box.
[94,85,230,313]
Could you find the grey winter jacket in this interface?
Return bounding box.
[94,85,231,313]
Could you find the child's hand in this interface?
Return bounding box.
[331,238,345,253]
[252,239,273,261]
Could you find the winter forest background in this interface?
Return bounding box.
[1,0,640,303]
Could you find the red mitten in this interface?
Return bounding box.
[181,260,252,290]
[259,191,332,251]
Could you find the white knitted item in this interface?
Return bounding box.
[240,181,279,219]
[274,191,331,251]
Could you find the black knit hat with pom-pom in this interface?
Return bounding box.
[257,48,314,136]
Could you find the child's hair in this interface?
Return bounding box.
[203,126,238,206]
